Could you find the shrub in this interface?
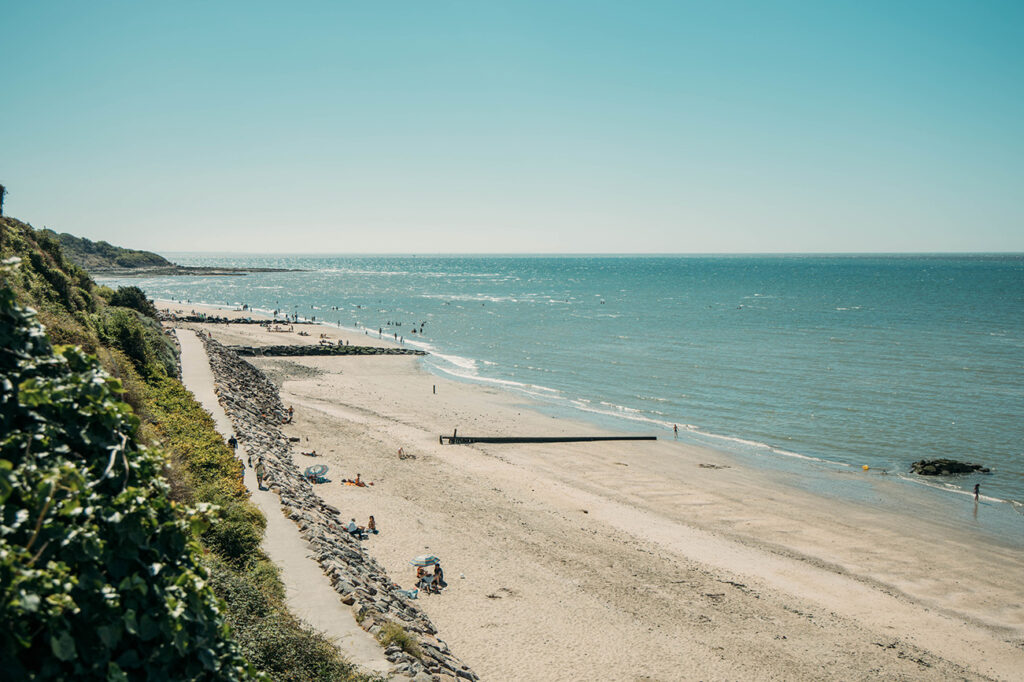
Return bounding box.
[205,557,369,682]
[109,285,158,319]
[202,498,266,566]
[94,307,178,378]
[0,285,259,680]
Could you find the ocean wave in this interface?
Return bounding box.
[895,472,1018,506]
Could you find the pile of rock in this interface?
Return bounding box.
[199,336,478,682]
[159,313,315,324]
[910,459,990,476]
[227,344,427,357]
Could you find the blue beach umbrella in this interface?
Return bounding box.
[410,555,440,567]
[305,464,328,477]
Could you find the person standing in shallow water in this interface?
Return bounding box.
[974,483,980,501]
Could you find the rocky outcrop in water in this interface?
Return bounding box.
[198,335,477,681]
[910,459,990,476]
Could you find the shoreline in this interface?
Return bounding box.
[153,297,1024,533]
[161,299,1024,680]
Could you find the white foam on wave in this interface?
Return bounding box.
[420,293,520,303]
[895,472,1014,505]
[688,431,838,464]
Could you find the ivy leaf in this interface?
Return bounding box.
[97,624,120,648]
[123,608,139,635]
[107,661,128,682]
[50,631,76,661]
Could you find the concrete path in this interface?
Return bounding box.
[176,330,390,675]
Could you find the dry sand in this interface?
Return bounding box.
[164,301,1024,681]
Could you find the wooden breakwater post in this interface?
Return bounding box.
[439,435,657,445]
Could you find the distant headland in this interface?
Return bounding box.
[43,227,301,276]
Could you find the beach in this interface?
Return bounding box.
[164,301,1024,681]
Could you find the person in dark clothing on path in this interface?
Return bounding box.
[228,435,238,452]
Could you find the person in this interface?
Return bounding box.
[974,483,980,501]
[673,424,678,438]
[302,449,318,457]
[433,563,447,592]
[367,515,377,534]
[346,518,361,537]
[255,457,267,490]
[398,447,404,457]
[354,473,362,486]
[228,435,238,452]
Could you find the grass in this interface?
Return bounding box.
[377,622,422,660]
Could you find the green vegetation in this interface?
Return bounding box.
[44,228,174,271]
[144,372,371,681]
[0,215,373,681]
[0,285,257,679]
[107,285,160,318]
[1,217,177,381]
[377,622,422,660]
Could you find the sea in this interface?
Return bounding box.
[99,254,1024,531]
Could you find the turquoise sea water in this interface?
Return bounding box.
[101,255,1024,514]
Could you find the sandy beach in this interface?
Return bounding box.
[163,301,1024,681]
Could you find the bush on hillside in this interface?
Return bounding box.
[109,285,159,319]
[205,557,368,682]
[93,307,178,378]
[0,284,259,680]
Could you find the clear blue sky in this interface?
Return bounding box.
[2,1,1022,253]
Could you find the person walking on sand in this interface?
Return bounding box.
[974,483,980,501]
[228,435,238,452]
[256,457,267,490]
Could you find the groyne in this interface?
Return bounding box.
[198,335,478,681]
[227,344,427,357]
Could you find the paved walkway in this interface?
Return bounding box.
[177,330,390,675]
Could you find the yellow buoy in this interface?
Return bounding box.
[862,465,870,471]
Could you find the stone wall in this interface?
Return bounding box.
[198,335,478,682]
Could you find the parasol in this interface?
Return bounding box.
[409,554,440,567]
[304,464,328,477]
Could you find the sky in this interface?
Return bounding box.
[1,1,1022,253]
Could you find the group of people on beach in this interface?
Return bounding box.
[416,563,447,594]
[346,516,377,539]
[224,381,452,601]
